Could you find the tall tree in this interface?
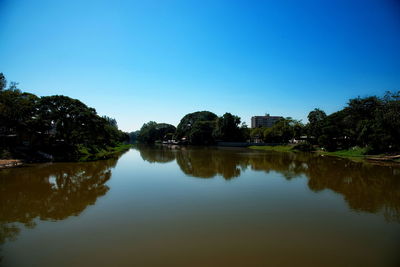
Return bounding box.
[103,116,118,129]
[307,108,327,143]
[213,112,243,141]
[0,73,6,91]
[137,122,176,144]
[175,111,217,141]
[188,120,215,145]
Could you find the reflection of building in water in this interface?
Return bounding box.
[251,114,283,128]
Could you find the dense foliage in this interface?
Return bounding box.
[0,73,128,161]
[250,117,304,143]
[175,111,245,144]
[3,73,398,155]
[175,111,218,142]
[137,121,176,144]
[136,111,248,145]
[246,92,400,154]
[306,92,400,153]
[213,113,243,142]
[128,130,140,143]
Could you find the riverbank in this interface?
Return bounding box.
[249,145,400,163]
[0,144,132,168]
[248,145,294,152]
[76,143,133,161]
[0,159,23,169]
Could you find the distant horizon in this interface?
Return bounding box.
[1,0,399,132]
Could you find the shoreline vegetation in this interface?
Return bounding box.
[1,72,400,166]
[249,145,400,163]
[76,143,132,162]
[132,91,400,162]
[0,73,130,165]
[0,144,132,169]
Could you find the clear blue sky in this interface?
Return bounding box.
[1,0,399,131]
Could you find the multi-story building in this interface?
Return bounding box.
[251,114,283,128]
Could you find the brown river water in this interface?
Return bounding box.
[1,145,400,266]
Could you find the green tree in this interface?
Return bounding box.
[128,131,140,143]
[379,91,400,151]
[0,74,128,160]
[176,111,217,144]
[137,122,176,144]
[263,118,303,143]
[0,73,6,91]
[307,108,326,143]
[213,112,243,141]
[38,95,100,145]
[137,121,158,144]
[7,81,19,91]
[250,127,264,141]
[309,92,400,153]
[102,116,118,129]
[35,95,127,158]
[240,122,250,141]
[188,121,215,145]
[156,123,177,141]
[0,89,39,141]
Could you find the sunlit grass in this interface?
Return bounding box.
[78,144,132,161]
[317,147,368,158]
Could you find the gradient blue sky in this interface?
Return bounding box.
[1,0,399,131]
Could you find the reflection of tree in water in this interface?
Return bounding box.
[176,147,243,179]
[138,146,400,222]
[0,156,120,244]
[304,156,400,222]
[134,144,177,164]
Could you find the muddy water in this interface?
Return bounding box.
[1,146,399,266]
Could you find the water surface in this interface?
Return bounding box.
[1,146,400,266]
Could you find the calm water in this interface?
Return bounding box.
[1,146,400,266]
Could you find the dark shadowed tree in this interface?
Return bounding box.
[175,111,217,144]
[0,73,6,91]
[129,130,140,143]
[263,118,303,143]
[307,108,327,143]
[102,116,118,129]
[307,92,400,153]
[188,121,216,145]
[213,112,243,142]
[137,122,176,144]
[0,74,128,160]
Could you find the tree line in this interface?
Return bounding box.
[2,72,398,156]
[305,92,400,153]
[134,111,306,145]
[0,73,128,161]
[134,111,249,145]
[134,91,400,154]
[250,91,400,153]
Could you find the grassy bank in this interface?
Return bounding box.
[77,143,132,161]
[249,145,400,163]
[249,144,367,158]
[316,147,367,159]
[0,143,133,164]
